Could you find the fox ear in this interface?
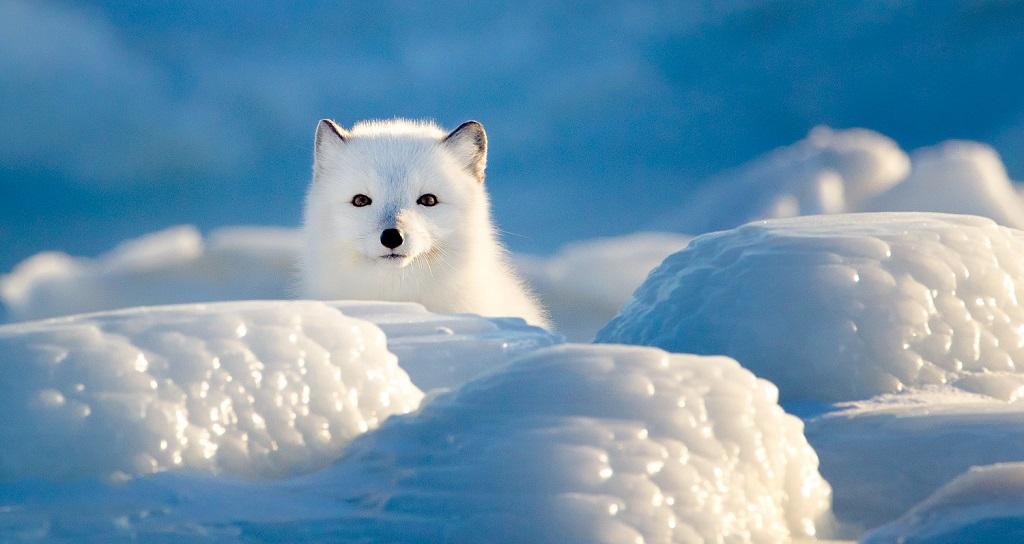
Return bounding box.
[442,120,487,182]
[315,119,349,153]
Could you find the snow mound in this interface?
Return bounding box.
[518,232,691,341]
[599,212,1024,402]
[864,141,1024,229]
[862,462,1024,544]
[321,344,833,543]
[801,388,1024,531]
[330,301,563,392]
[658,128,1024,237]
[0,301,422,480]
[664,127,910,234]
[1,225,302,322]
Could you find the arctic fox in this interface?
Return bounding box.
[300,118,548,328]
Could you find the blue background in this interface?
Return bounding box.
[2,0,1023,271]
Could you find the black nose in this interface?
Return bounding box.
[380,228,404,249]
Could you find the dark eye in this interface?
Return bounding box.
[352,194,372,207]
[417,194,438,207]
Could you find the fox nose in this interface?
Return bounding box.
[380,228,404,249]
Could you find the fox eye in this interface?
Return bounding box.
[351,194,372,207]
[417,194,438,207]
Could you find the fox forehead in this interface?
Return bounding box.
[322,139,451,194]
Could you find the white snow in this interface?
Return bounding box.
[658,128,1024,236]
[329,301,563,392]
[517,231,691,341]
[862,462,1024,543]
[0,300,422,480]
[599,212,1024,402]
[1,225,302,322]
[799,388,1024,532]
[0,344,833,542]
[864,140,1024,229]
[314,344,834,543]
[662,127,911,234]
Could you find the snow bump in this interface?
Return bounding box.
[324,344,833,543]
[0,301,423,480]
[598,212,1024,402]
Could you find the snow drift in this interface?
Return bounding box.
[862,462,1024,544]
[1,225,301,322]
[599,212,1024,402]
[863,140,1024,229]
[662,126,910,234]
[0,301,422,480]
[311,344,833,543]
[659,127,1024,236]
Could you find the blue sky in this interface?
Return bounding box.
[2,0,1023,270]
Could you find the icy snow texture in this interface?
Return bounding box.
[659,127,1024,236]
[518,232,691,341]
[1,225,302,322]
[801,389,1024,531]
[317,344,833,543]
[599,212,1024,402]
[664,127,911,234]
[0,301,423,480]
[0,344,833,543]
[862,462,1024,544]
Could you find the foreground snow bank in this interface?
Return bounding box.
[0,344,833,542]
[599,213,1024,402]
[800,389,1024,532]
[862,462,1024,544]
[318,344,833,543]
[518,232,691,340]
[0,301,422,479]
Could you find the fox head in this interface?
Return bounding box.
[304,118,490,270]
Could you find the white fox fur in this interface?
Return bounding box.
[300,118,548,328]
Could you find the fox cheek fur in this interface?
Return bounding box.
[299,118,549,329]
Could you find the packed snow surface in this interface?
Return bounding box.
[312,344,833,543]
[799,388,1024,531]
[0,301,423,480]
[599,212,1024,402]
[330,301,562,392]
[518,231,691,340]
[862,462,1024,544]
